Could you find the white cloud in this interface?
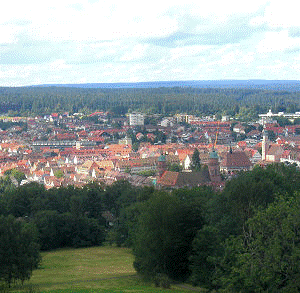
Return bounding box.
[170,45,213,61]
[257,30,300,53]
[120,44,149,61]
[0,0,271,44]
[2,1,179,42]
[0,25,19,44]
[49,60,71,70]
[172,68,183,73]
[183,0,267,17]
[242,52,255,65]
[219,51,236,66]
[0,64,38,85]
[1,0,300,85]
[259,1,300,28]
[258,60,288,70]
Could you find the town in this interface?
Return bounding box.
[1,109,299,190]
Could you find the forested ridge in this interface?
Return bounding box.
[0,86,299,116]
[1,164,300,291]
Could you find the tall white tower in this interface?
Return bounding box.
[262,129,269,161]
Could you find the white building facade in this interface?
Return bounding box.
[129,113,144,126]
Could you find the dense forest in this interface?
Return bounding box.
[0,86,300,117]
[1,164,300,291]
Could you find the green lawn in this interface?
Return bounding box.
[13,246,205,293]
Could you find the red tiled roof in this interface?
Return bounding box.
[237,141,247,147]
[221,151,252,168]
[158,170,211,187]
[157,171,179,186]
[267,145,284,156]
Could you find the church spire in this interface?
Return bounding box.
[262,128,269,161]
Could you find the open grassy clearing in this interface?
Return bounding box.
[12,246,205,292]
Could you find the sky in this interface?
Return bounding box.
[1,0,300,87]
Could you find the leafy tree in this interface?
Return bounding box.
[70,194,85,218]
[189,225,223,290]
[258,124,264,132]
[4,169,26,185]
[132,142,140,152]
[244,124,256,134]
[111,199,147,247]
[267,129,277,142]
[191,148,201,171]
[54,169,64,178]
[293,118,300,125]
[4,183,46,217]
[137,170,156,177]
[71,217,105,248]
[0,215,41,287]
[0,176,15,196]
[34,210,104,250]
[222,195,300,292]
[276,116,292,127]
[153,131,166,144]
[81,183,106,222]
[211,164,300,238]
[132,192,204,281]
[104,180,137,218]
[167,163,183,172]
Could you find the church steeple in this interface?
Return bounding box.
[262,129,269,161]
[208,149,221,183]
[158,151,167,177]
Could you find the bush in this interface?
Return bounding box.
[153,273,171,289]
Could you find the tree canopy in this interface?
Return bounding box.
[132,191,205,281]
[191,148,201,171]
[1,86,300,117]
[0,215,41,287]
[222,195,300,292]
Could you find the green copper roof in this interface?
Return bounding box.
[158,154,166,162]
[209,149,219,159]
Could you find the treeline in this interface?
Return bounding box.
[0,180,153,251]
[2,164,300,291]
[0,86,300,117]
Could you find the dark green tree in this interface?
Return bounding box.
[191,148,201,171]
[4,169,26,185]
[189,225,223,290]
[210,164,300,238]
[276,116,292,127]
[222,195,300,292]
[267,129,277,142]
[167,163,183,172]
[132,192,204,281]
[0,215,41,287]
[34,210,104,250]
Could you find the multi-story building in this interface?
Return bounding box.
[129,113,144,126]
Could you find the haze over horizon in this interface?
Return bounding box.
[1,0,300,87]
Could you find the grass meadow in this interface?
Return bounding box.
[11,246,205,293]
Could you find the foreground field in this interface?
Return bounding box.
[15,246,204,292]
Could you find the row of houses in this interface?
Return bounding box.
[2,122,300,190]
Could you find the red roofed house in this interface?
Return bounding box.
[157,170,211,188]
[262,130,285,162]
[220,148,252,174]
[244,148,262,164]
[266,145,285,162]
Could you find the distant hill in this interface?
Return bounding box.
[3,80,300,116]
[30,80,300,91]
